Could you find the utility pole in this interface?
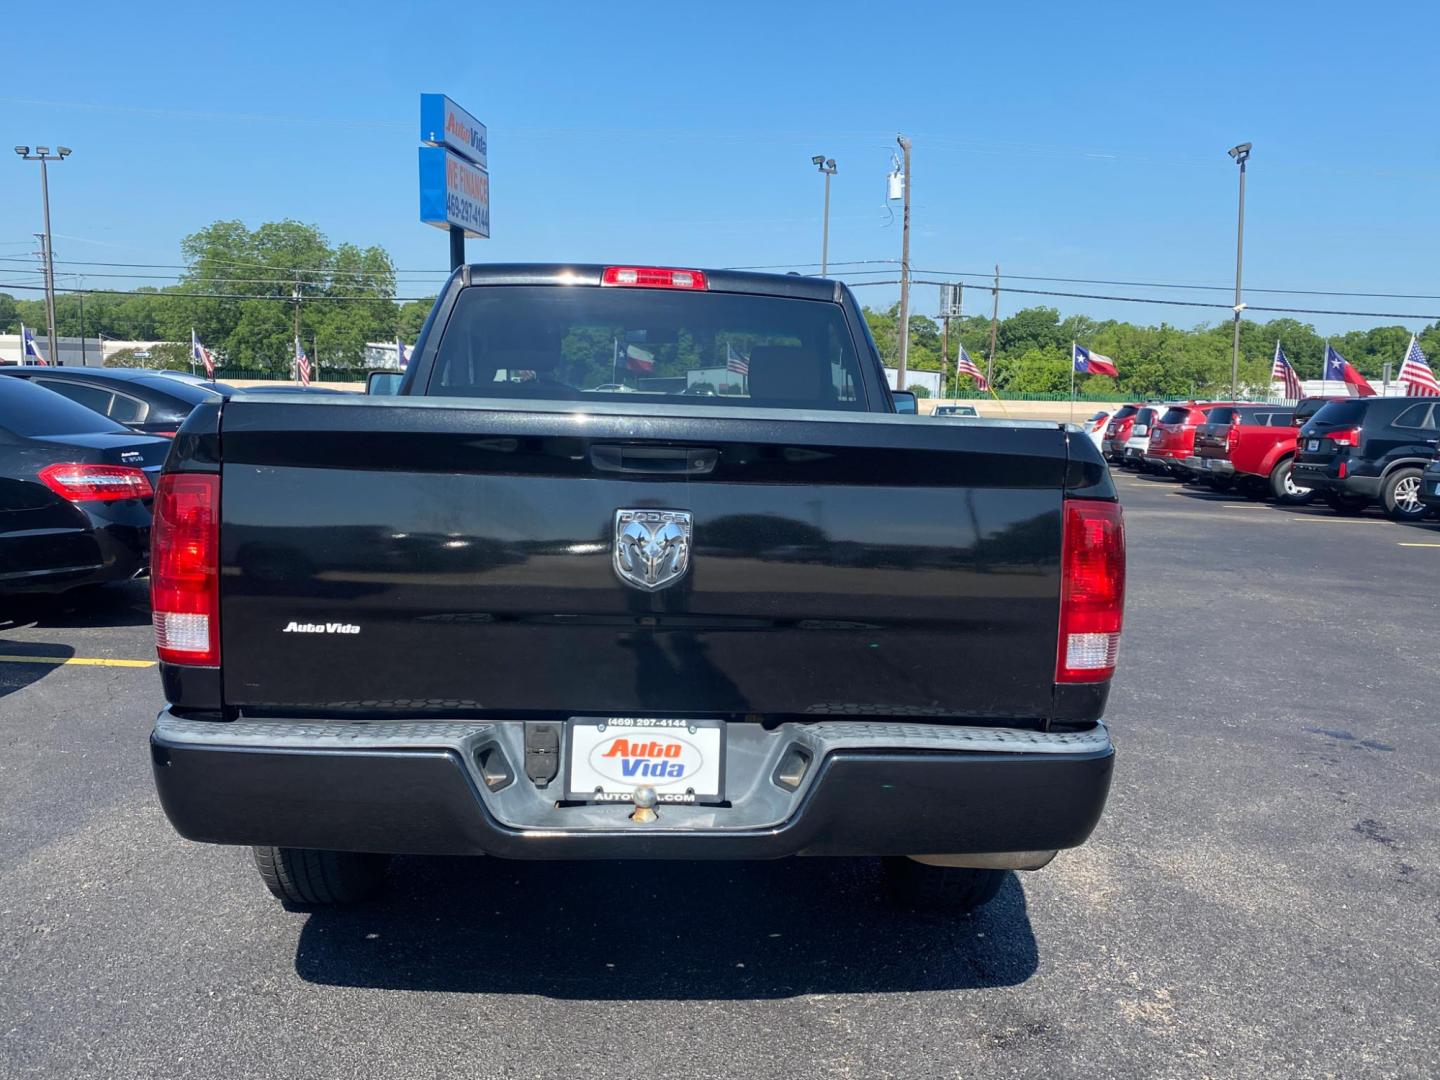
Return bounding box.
[14,146,71,365]
[77,275,87,366]
[1227,142,1251,400]
[986,264,1000,386]
[895,134,912,393]
[811,155,837,276]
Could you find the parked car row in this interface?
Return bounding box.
[1104,394,1440,524]
[1,369,348,601]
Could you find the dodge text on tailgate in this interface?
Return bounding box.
[148,265,1124,913]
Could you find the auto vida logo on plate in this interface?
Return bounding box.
[613,509,692,591]
[588,733,704,784]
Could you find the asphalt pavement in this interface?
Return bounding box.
[2,473,1437,1079]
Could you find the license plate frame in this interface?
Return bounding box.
[565,717,726,805]
[1307,439,1320,452]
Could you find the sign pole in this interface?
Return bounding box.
[449,226,465,272]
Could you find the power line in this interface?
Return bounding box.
[738,259,1440,302]
[5,276,1434,321]
[0,282,437,303]
[847,279,1440,322]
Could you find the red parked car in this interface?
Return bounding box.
[1193,404,1311,501]
[1145,402,1239,478]
[1101,403,1144,462]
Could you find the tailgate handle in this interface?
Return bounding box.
[590,445,718,475]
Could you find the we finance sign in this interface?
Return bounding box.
[420,94,487,170]
[419,147,490,238]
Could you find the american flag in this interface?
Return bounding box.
[955,343,988,390]
[395,337,410,368]
[192,329,215,380]
[295,337,312,387]
[725,342,749,376]
[20,323,47,365]
[1398,336,1439,397]
[1271,340,1302,399]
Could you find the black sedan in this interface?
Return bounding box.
[0,377,170,596]
[0,365,231,437]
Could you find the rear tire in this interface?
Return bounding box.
[1323,492,1369,516]
[883,858,1006,913]
[252,846,389,906]
[1380,468,1427,522]
[1269,458,1315,505]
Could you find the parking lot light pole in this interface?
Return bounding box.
[1227,142,1251,400]
[15,145,70,366]
[811,155,837,277]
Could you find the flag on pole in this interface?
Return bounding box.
[395,338,410,369]
[624,344,654,373]
[1271,340,1302,399]
[1398,336,1439,397]
[20,323,48,365]
[191,329,215,380]
[1072,343,1118,378]
[295,336,312,387]
[955,343,988,389]
[725,342,749,376]
[1323,345,1375,397]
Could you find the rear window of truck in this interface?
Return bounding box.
[427,286,870,411]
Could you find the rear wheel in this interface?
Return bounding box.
[1323,492,1369,516]
[883,858,1006,913]
[252,846,389,906]
[1269,458,1315,505]
[1381,468,1427,522]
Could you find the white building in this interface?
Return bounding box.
[884,367,942,397]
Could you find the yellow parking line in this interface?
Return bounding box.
[1398,542,1440,548]
[0,654,155,668]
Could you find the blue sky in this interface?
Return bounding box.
[3,0,1439,334]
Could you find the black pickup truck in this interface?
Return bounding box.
[148,264,1124,913]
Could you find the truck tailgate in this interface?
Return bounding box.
[217,398,1069,721]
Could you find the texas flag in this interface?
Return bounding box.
[395,338,410,368]
[20,323,48,365]
[624,344,654,373]
[1323,345,1375,397]
[1072,343,1118,378]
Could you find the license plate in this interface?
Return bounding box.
[566,718,725,804]
[1201,458,1214,470]
[1434,482,1440,496]
[1307,440,1320,451]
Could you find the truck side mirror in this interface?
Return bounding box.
[367,371,404,396]
[891,390,918,415]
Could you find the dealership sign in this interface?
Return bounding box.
[419,93,487,170]
[419,146,490,238]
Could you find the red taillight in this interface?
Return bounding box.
[38,462,153,503]
[601,266,708,290]
[1226,425,1240,451]
[1056,499,1125,684]
[1325,426,1362,447]
[151,473,220,666]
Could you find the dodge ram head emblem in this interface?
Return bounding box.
[613,509,693,592]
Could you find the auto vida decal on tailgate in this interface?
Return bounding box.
[281,622,361,634]
[588,734,704,784]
